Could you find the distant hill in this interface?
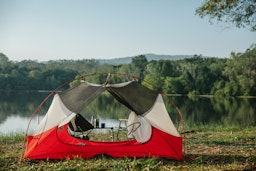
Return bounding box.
[145,53,193,61]
[98,53,194,65]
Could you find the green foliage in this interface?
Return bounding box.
[0,45,255,96]
[164,76,186,94]
[223,44,256,96]
[196,0,256,31]
[131,55,148,81]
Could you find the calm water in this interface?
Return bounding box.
[0,91,255,134]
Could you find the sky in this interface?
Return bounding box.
[0,0,255,62]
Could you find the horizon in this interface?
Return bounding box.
[1,0,255,62]
[1,52,220,63]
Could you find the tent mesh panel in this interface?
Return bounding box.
[59,82,104,113]
[106,81,158,115]
[59,81,158,115]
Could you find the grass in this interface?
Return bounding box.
[0,126,255,171]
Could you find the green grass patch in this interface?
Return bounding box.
[0,126,255,170]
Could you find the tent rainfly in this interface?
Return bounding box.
[23,75,183,160]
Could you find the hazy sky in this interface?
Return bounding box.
[0,0,255,61]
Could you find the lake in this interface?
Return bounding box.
[0,91,255,134]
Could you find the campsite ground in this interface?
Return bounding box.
[0,126,255,171]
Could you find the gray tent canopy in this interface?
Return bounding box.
[59,80,159,115]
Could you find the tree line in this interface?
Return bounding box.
[0,44,255,96]
[1,0,255,96]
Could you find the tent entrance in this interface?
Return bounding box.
[67,114,130,142]
[67,113,94,140]
[68,113,94,132]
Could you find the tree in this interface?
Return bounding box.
[223,44,256,95]
[131,55,148,81]
[164,76,186,94]
[0,53,9,63]
[196,0,256,31]
[0,53,12,71]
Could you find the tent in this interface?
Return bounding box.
[23,74,183,160]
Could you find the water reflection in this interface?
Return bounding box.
[0,115,43,134]
[0,91,50,118]
[0,91,255,134]
[166,96,256,127]
[0,91,50,134]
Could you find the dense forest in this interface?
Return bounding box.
[0,44,255,96]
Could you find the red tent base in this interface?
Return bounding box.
[24,124,183,160]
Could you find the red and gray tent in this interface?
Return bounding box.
[23,75,183,160]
